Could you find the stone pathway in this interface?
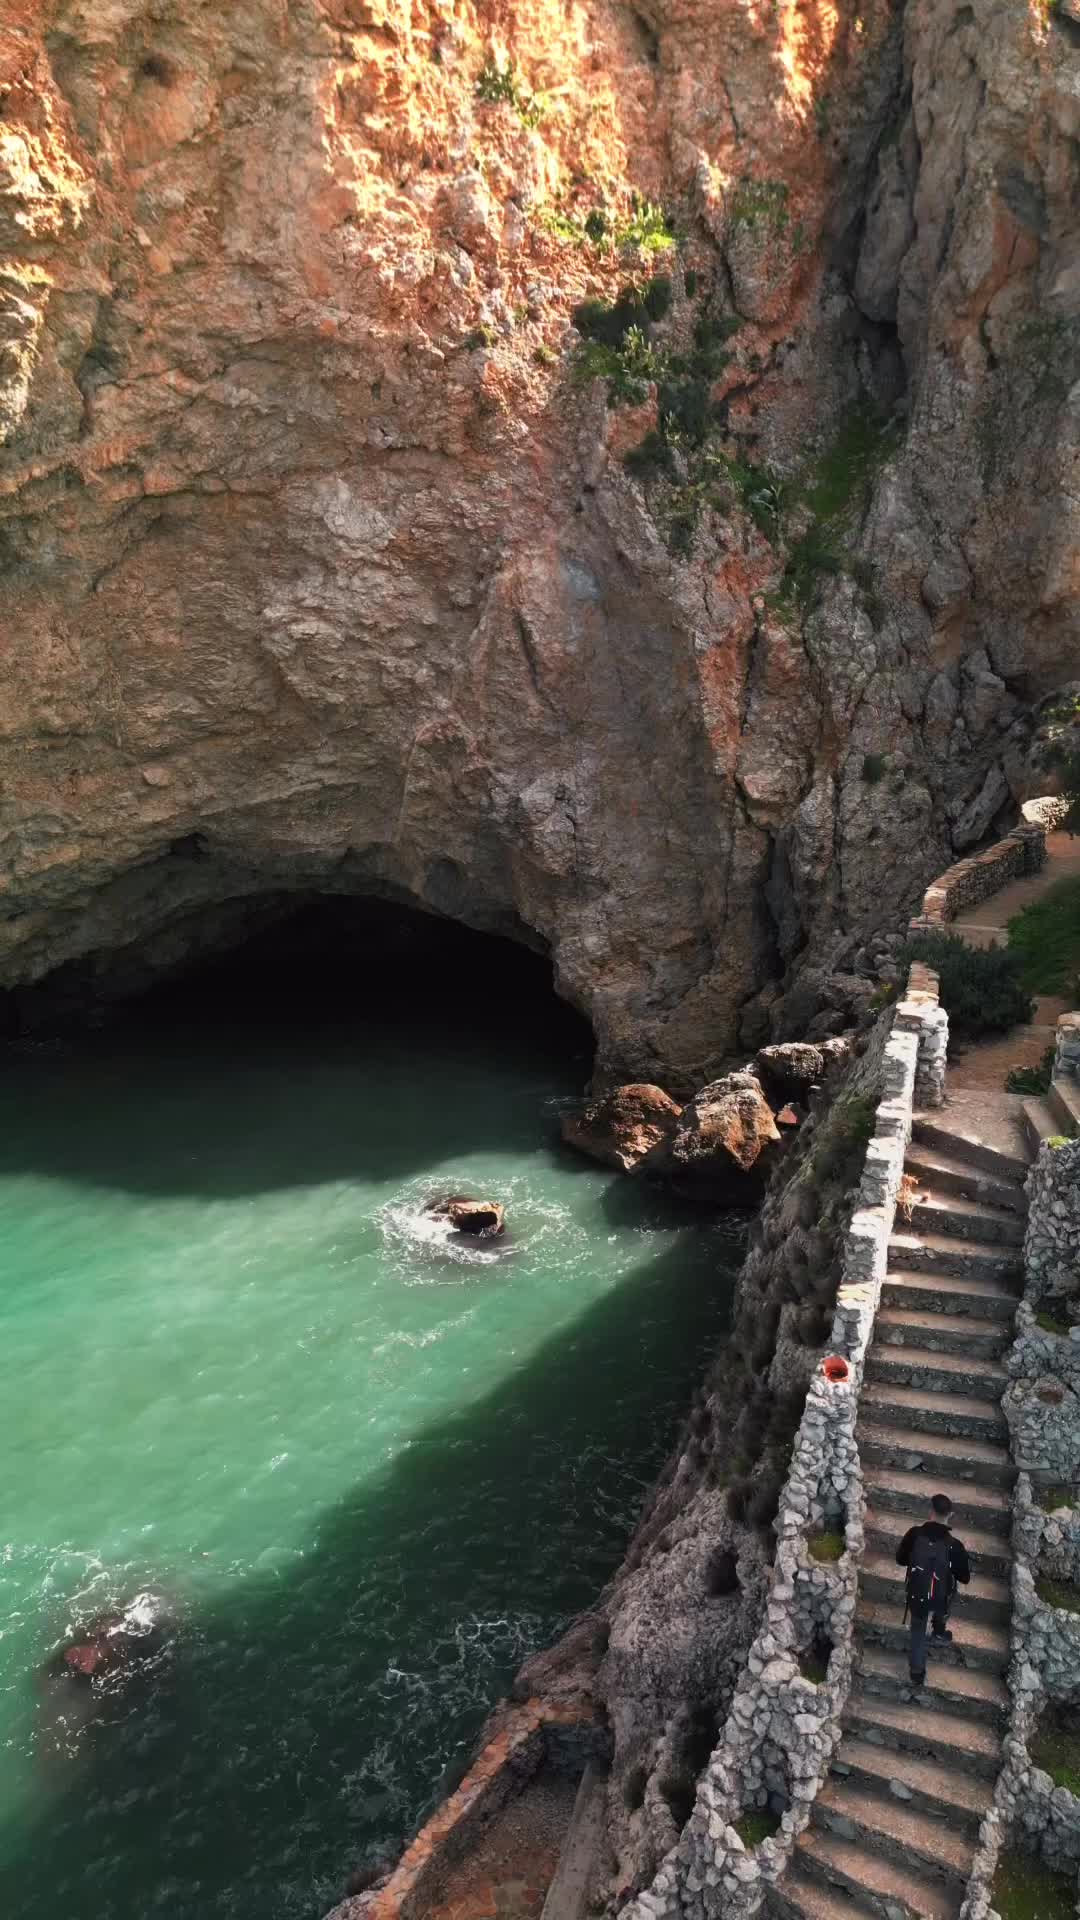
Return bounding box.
[424,1770,580,1920]
[771,1108,1030,1920]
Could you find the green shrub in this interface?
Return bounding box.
[1036,1308,1071,1336]
[684,267,698,298]
[572,278,671,348]
[862,753,887,784]
[462,324,496,352]
[809,1090,878,1188]
[1008,876,1080,994]
[584,207,609,245]
[475,56,544,126]
[614,196,676,254]
[571,326,663,406]
[900,932,1034,1041]
[729,177,790,234]
[1005,1047,1056,1095]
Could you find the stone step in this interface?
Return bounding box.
[813,1778,975,1890]
[906,1191,1026,1248]
[881,1267,1019,1323]
[843,1687,1002,1780]
[857,1420,1015,1489]
[861,1382,1008,1444]
[791,1828,958,1920]
[860,1554,1011,1626]
[1049,1076,1080,1139]
[887,1227,1023,1285]
[860,1465,1011,1535]
[831,1733,993,1831]
[865,1344,1008,1404]
[911,1117,1029,1185]
[858,1644,1008,1727]
[875,1306,1011,1361]
[1023,1096,1062,1156]
[767,1868,885,1920]
[903,1143,1028,1215]
[855,1598,1010,1674]
[864,1503,1011,1577]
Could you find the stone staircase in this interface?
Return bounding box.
[1021,1070,1080,1156]
[771,1114,1030,1920]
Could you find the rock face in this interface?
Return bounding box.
[639,1070,782,1199]
[1,1,1079,1082]
[561,1083,682,1173]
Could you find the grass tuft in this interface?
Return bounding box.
[735,1809,783,1848]
[808,1531,845,1563]
[992,1851,1075,1920]
[1037,1575,1080,1614]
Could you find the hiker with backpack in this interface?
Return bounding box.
[895,1493,971,1691]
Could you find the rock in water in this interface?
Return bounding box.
[425,1194,506,1237]
[640,1071,781,1201]
[561,1084,682,1173]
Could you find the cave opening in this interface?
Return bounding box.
[2,891,594,1078]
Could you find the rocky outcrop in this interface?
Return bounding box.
[561,1083,682,1172]
[2,1,1078,1082]
[639,1070,782,1199]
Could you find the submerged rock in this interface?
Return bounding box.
[45,1595,173,1691]
[639,1071,781,1201]
[425,1194,506,1237]
[561,1084,682,1173]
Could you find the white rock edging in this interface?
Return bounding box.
[621,997,926,1919]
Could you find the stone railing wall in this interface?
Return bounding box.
[620,999,928,1920]
[894,961,947,1108]
[961,1136,1080,1920]
[908,822,1047,934]
[1056,1013,1080,1084]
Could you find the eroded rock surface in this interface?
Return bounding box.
[639,1069,782,1198]
[561,1082,682,1172]
[2,1,1078,1080]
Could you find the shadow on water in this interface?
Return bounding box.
[0,1211,744,1920]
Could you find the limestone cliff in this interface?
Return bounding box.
[1,0,1077,1079]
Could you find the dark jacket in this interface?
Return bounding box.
[895,1519,971,1595]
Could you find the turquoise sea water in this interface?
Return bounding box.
[0,911,744,1919]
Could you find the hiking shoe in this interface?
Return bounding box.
[930,1629,953,1644]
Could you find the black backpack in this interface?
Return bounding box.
[904,1528,951,1620]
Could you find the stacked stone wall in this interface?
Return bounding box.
[962,1141,1080,1920]
[1056,1014,1080,1084]
[908,823,1047,934]
[619,986,938,1920]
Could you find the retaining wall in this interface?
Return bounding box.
[621,981,942,1920]
[961,1139,1080,1920]
[908,823,1047,934]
